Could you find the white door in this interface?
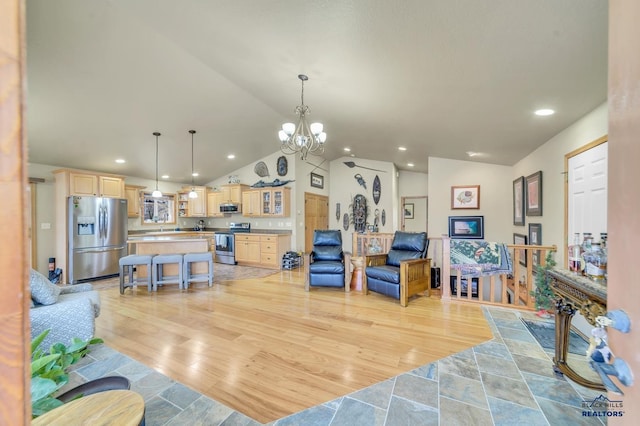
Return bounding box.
[568,142,608,242]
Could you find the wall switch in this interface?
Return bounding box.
[40,222,51,230]
[268,222,272,227]
[286,222,291,227]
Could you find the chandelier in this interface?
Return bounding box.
[278,74,327,160]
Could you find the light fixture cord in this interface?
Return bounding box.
[191,132,195,187]
[300,78,305,106]
[155,134,159,190]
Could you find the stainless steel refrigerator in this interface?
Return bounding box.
[68,196,128,283]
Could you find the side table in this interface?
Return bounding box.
[32,389,145,426]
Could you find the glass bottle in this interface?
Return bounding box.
[585,242,607,282]
[569,233,582,274]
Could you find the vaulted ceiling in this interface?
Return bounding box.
[25,0,607,185]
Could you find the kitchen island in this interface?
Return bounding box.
[127,232,214,280]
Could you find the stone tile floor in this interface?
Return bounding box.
[64,306,608,425]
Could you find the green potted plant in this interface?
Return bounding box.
[30,329,103,418]
[530,252,557,318]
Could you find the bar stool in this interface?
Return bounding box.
[119,254,154,294]
[182,252,214,289]
[151,253,184,291]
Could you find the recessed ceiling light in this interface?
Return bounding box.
[161,175,169,179]
[398,146,407,151]
[466,151,479,157]
[192,172,199,177]
[227,154,235,159]
[350,154,355,157]
[407,163,414,167]
[343,147,351,152]
[535,108,555,116]
[115,159,125,164]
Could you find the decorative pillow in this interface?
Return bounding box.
[30,269,61,305]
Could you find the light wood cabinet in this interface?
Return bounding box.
[221,184,246,204]
[242,187,290,217]
[241,190,261,217]
[235,233,291,269]
[66,171,124,198]
[207,192,225,218]
[178,186,208,217]
[234,234,261,264]
[124,185,145,218]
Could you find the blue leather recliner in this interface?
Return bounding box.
[363,231,430,306]
[305,230,350,292]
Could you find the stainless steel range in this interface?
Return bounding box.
[214,222,250,265]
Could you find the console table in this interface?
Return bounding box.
[547,269,607,390]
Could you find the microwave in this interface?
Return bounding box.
[220,203,239,213]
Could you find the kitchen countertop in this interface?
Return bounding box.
[127,235,211,243]
[128,228,292,236]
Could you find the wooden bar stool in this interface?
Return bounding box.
[151,253,184,291]
[182,252,214,289]
[119,254,154,294]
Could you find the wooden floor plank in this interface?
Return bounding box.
[95,268,492,423]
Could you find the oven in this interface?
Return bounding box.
[214,222,251,265]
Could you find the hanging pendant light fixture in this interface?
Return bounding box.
[151,132,162,198]
[278,74,327,160]
[188,130,198,199]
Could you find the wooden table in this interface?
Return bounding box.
[547,268,607,390]
[32,389,145,426]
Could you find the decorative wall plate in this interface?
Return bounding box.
[372,175,381,204]
[343,213,350,231]
[277,156,288,176]
[254,161,269,177]
[336,203,341,221]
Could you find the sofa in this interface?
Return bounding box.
[29,269,101,351]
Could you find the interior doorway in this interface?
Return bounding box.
[401,196,428,232]
[564,135,608,268]
[304,192,329,252]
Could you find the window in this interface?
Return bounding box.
[142,193,176,224]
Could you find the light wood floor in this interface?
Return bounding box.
[95,268,493,423]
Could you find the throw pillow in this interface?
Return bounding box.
[30,269,61,305]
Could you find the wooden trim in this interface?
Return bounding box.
[563,135,608,269]
[0,0,30,421]
[30,182,36,267]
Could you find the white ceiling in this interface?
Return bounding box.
[25,0,607,185]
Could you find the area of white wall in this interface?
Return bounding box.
[512,102,608,267]
[329,157,396,252]
[427,158,513,243]
[399,170,428,197]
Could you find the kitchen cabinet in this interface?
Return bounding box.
[235,233,291,269]
[221,184,247,204]
[124,185,145,218]
[241,190,261,217]
[261,187,290,217]
[58,170,124,198]
[207,192,225,218]
[178,186,208,217]
[234,234,261,264]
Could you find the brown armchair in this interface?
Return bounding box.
[363,231,431,306]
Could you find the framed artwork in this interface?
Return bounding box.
[513,233,528,267]
[451,185,480,209]
[526,171,543,216]
[528,223,542,266]
[310,172,324,189]
[448,216,484,239]
[404,203,414,219]
[513,176,525,226]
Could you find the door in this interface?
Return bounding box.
[69,196,101,250]
[102,197,128,248]
[304,192,329,253]
[566,138,608,264]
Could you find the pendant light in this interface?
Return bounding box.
[188,130,198,199]
[151,132,162,198]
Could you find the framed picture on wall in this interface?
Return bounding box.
[448,216,484,239]
[513,233,528,267]
[526,171,543,216]
[528,223,542,266]
[310,172,324,189]
[404,203,414,219]
[513,176,525,225]
[451,185,480,209]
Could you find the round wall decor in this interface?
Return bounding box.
[277,156,288,176]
